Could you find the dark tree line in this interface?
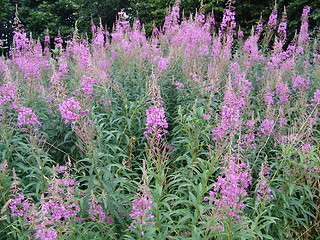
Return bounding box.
[0,0,319,51]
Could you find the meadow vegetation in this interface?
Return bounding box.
[0,1,320,239]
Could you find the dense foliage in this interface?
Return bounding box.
[0,1,320,239]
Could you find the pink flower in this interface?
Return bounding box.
[212,90,243,140]
[298,6,310,46]
[311,88,320,104]
[259,119,275,136]
[88,192,112,224]
[0,159,8,172]
[32,166,82,239]
[276,82,291,104]
[220,8,236,35]
[173,81,184,92]
[129,186,155,229]
[9,169,33,220]
[9,193,31,217]
[157,57,170,71]
[277,12,287,41]
[0,82,18,105]
[76,76,98,99]
[204,157,252,225]
[292,75,310,91]
[144,105,168,138]
[256,163,274,201]
[58,97,81,124]
[264,91,274,105]
[203,114,211,120]
[267,9,278,30]
[17,107,41,129]
[34,227,58,240]
[246,120,255,128]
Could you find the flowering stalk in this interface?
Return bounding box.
[298,6,310,48]
[17,107,42,132]
[88,191,113,226]
[0,82,19,127]
[203,156,252,233]
[277,7,287,43]
[220,1,236,37]
[129,160,155,237]
[211,86,244,141]
[144,74,169,177]
[262,6,277,48]
[256,163,274,203]
[58,97,89,125]
[143,75,169,236]
[8,165,83,240]
[144,74,168,141]
[8,168,35,238]
[9,168,33,219]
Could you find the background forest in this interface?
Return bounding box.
[1,0,320,51]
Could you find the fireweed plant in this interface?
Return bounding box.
[0,1,320,239]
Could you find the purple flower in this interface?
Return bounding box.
[9,193,31,217]
[144,105,168,138]
[276,82,291,104]
[12,29,30,57]
[44,35,50,45]
[92,29,105,46]
[156,57,170,71]
[212,90,243,140]
[129,160,155,235]
[243,35,264,63]
[32,166,81,238]
[255,17,263,34]
[267,9,277,30]
[54,35,63,50]
[58,97,81,124]
[311,88,320,104]
[79,109,89,115]
[259,119,275,136]
[292,75,310,91]
[34,226,58,240]
[17,107,41,129]
[220,8,236,36]
[242,133,256,149]
[264,91,274,105]
[9,165,82,239]
[76,76,98,99]
[88,192,112,224]
[237,28,244,39]
[256,163,274,202]
[0,82,18,106]
[203,114,211,120]
[163,4,180,32]
[298,6,310,46]
[278,21,287,35]
[0,159,8,172]
[246,120,255,128]
[129,185,155,229]
[9,169,33,220]
[277,9,287,41]
[173,81,184,92]
[204,157,252,226]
